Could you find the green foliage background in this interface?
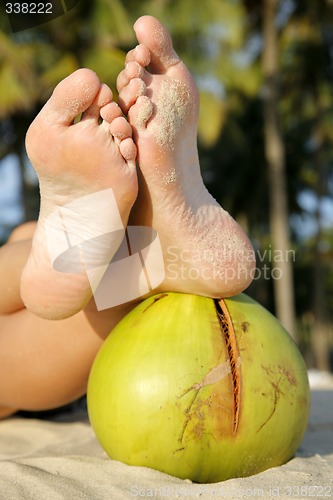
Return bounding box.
[0,0,332,369]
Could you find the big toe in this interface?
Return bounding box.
[43,68,101,125]
[133,16,180,74]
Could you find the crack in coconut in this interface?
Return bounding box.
[176,299,241,450]
[215,299,241,434]
[176,358,241,449]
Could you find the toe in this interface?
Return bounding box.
[118,78,146,114]
[100,101,122,123]
[125,44,151,67]
[81,83,113,123]
[44,68,101,125]
[109,116,133,139]
[116,61,145,92]
[128,95,154,129]
[93,83,113,107]
[133,16,180,74]
[119,137,137,161]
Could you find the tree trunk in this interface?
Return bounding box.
[262,0,297,340]
[313,229,330,371]
[311,91,331,371]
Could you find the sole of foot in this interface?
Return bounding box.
[117,16,255,299]
[21,69,138,319]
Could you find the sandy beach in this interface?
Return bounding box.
[0,372,332,499]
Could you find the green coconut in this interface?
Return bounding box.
[87,293,310,483]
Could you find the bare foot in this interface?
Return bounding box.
[21,69,138,319]
[117,16,255,298]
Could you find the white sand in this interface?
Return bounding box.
[152,79,190,147]
[0,380,332,499]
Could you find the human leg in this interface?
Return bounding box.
[0,223,135,415]
[0,301,133,412]
[0,222,36,315]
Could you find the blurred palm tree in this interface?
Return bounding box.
[279,0,333,369]
[0,0,332,366]
[261,0,297,338]
[0,0,255,219]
